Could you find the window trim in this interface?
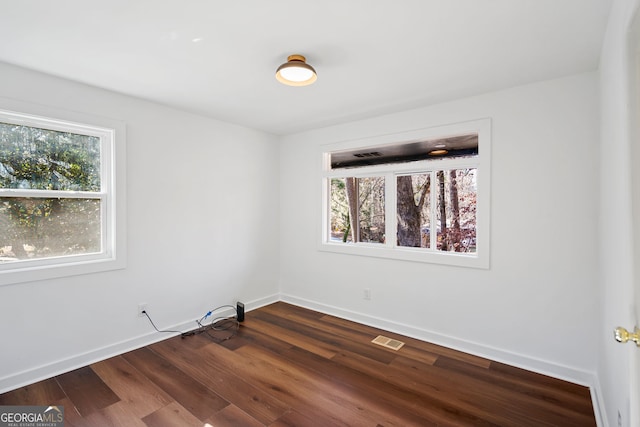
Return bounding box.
[319,119,490,269]
[0,100,126,286]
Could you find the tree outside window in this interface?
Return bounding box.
[0,119,105,264]
[322,120,489,268]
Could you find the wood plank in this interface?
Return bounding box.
[435,355,595,417]
[195,341,367,426]
[245,316,338,359]
[141,401,202,427]
[234,343,441,426]
[269,409,345,427]
[328,347,500,425]
[236,323,296,355]
[391,354,596,426]
[150,335,290,425]
[282,346,452,426]
[55,397,82,427]
[0,377,65,405]
[205,404,264,427]
[251,310,398,364]
[261,301,327,321]
[55,366,120,417]
[260,304,443,369]
[490,359,594,399]
[122,346,228,422]
[320,313,491,368]
[79,401,148,427]
[91,356,173,419]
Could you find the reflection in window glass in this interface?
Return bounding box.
[329,176,385,244]
[397,173,431,248]
[0,122,101,191]
[358,177,385,243]
[330,178,350,242]
[0,197,101,262]
[436,169,477,253]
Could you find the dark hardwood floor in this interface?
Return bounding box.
[0,302,596,426]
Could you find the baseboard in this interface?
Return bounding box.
[590,376,608,427]
[280,294,601,393]
[245,293,280,311]
[0,293,280,394]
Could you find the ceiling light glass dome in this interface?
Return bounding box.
[276,54,317,86]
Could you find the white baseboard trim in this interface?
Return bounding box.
[590,376,608,427]
[281,293,605,425]
[0,293,280,394]
[245,293,280,311]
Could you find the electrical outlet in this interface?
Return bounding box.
[364,288,372,300]
[137,303,148,317]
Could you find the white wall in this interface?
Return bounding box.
[598,1,640,426]
[279,73,600,384]
[0,62,281,392]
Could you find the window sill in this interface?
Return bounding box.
[318,241,489,269]
[0,255,126,287]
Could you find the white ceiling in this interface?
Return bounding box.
[0,0,613,135]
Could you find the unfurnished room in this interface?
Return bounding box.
[0,1,639,426]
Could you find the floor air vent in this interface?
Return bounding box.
[371,335,405,351]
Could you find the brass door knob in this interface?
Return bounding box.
[614,326,640,346]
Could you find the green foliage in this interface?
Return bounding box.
[330,169,477,252]
[357,177,385,243]
[0,121,102,260]
[0,122,100,191]
[330,178,350,241]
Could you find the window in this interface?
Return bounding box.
[330,176,386,244]
[0,106,126,285]
[321,119,490,268]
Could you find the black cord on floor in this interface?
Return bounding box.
[143,305,239,341]
[142,310,183,334]
[201,317,239,342]
[193,305,239,342]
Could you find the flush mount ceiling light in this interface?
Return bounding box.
[275,54,317,86]
[428,149,449,156]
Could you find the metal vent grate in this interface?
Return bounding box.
[371,335,405,351]
[353,151,382,158]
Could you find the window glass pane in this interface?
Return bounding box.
[329,176,385,244]
[330,178,351,242]
[0,122,101,191]
[330,134,478,169]
[397,173,431,248]
[358,177,385,243]
[436,168,477,253]
[0,197,101,262]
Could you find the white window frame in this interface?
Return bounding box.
[320,119,490,269]
[0,101,126,286]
